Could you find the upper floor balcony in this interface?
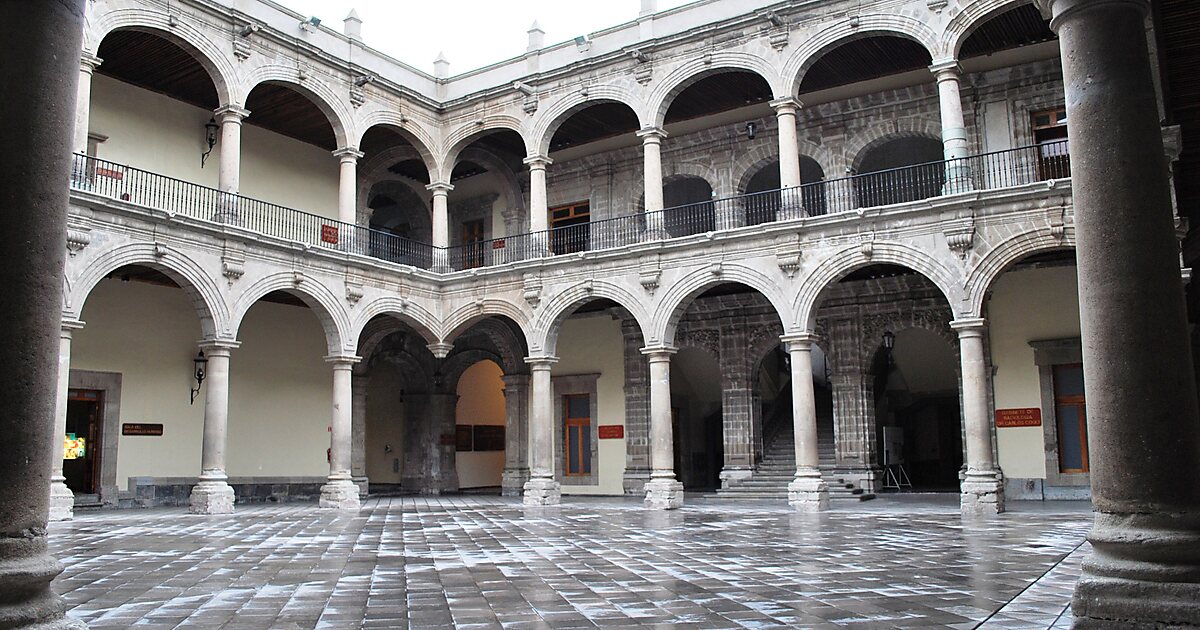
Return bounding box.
[70,139,1071,274]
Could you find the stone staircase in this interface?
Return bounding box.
[716,412,876,502]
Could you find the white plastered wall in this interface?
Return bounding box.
[554,315,626,495]
[988,265,1081,479]
[455,360,506,488]
[89,75,339,219]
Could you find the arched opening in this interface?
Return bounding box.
[799,35,934,97]
[744,156,828,225]
[446,130,526,269]
[872,327,962,491]
[454,360,507,490]
[365,179,432,266]
[241,82,340,215]
[670,347,723,490]
[979,248,1082,499]
[959,3,1056,61]
[855,136,945,208]
[662,175,715,237]
[69,264,211,506]
[663,71,773,125]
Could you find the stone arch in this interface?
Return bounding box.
[65,243,229,339]
[86,9,237,107]
[857,307,958,374]
[652,265,794,346]
[442,350,506,393]
[795,242,966,329]
[783,14,941,97]
[439,116,527,182]
[356,117,439,181]
[229,274,351,355]
[361,177,432,237]
[647,55,783,129]
[531,87,647,157]
[942,0,1042,60]
[733,144,833,195]
[964,228,1077,316]
[458,146,528,232]
[847,121,945,173]
[238,67,354,149]
[440,300,532,349]
[446,316,529,377]
[532,281,653,356]
[351,296,441,348]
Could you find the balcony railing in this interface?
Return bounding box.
[70,140,1068,273]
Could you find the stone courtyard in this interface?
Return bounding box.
[51,496,1091,629]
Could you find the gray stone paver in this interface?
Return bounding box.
[49,495,1092,629]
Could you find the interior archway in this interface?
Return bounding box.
[855,136,944,207]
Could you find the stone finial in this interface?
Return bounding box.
[527,21,545,52]
[640,0,657,17]
[433,52,450,79]
[343,9,362,40]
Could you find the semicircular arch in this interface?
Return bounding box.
[964,228,1077,316]
[783,15,940,97]
[229,273,351,355]
[238,66,354,149]
[943,0,1040,60]
[532,281,653,356]
[439,116,527,182]
[652,264,794,345]
[647,54,783,129]
[531,87,647,157]
[351,296,441,348]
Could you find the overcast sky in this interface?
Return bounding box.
[276,0,694,74]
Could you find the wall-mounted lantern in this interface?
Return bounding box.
[190,350,208,404]
[201,118,219,168]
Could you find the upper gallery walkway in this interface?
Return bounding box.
[69,140,1070,274]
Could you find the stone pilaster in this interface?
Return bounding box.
[49,319,85,521]
[642,346,683,509]
[621,318,651,494]
[830,370,881,493]
[189,340,240,514]
[501,374,531,496]
[350,370,368,497]
[1045,0,1200,624]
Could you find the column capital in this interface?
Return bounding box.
[80,51,102,74]
[929,59,962,80]
[332,146,364,161]
[61,318,85,333]
[525,355,559,369]
[636,126,668,142]
[523,154,553,168]
[780,332,819,352]
[1045,0,1151,32]
[214,104,251,123]
[769,97,803,114]
[640,345,677,360]
[950,317,988,336]
[426,181,454,194]
[324,354,362,367]
[198,339,241,355]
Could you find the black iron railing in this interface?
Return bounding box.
[71,141,1068,273]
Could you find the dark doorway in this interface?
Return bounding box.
[64,389,104,498]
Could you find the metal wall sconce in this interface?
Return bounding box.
[200,117,218,168]
[882,330,896,367]
[190,350,208,404]
[745,121,758,140]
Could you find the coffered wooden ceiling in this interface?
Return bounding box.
[961,4,1056,59]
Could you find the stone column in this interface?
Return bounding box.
[426,392,460,493]
[334,147,363,225]
[621,318,651,494]
[215,104,249,223]
[930,60,973,193]
[320,355,361,510]
[350,370,368,498]
[49,319,85,521]
[523,357,560,505]
[771,98,805,220]
[74,52,101,155]
[1046,0,1200,624]
[189,341,240,514]
[427,181,453,272]
[0,3,85,627]
[783,333,829,511]
[524,155,552,257]
[830,370,881,492]
[638,127,668,239]
[951,319,1004,514]
[501,374,531,496]
[642,346,683,509]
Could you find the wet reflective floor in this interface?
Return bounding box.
[49,494,1092,629]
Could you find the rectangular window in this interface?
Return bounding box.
[549,201,590,255]
[461,219,486,269]
[563,394,592,476]
[1032,107,1070,180]
[1053,363,1088,473]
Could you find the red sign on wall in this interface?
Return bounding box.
[320,224,339,244]
[598,425,624,440]
[995,408,1042,428]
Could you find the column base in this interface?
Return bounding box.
[188,479,235,514]
[48,479,74,522]
[718,466,753,490]
[353,475,369,499]
[319,479,362,510]
[788,471,830,512]
[960,470,1005,515]
[522,477,561,506]
[644,477,684,510]
[501,467,530,497]
[623,466,651,496]
[1072,511,1200,628]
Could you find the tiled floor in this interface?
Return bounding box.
[49,494,1092,629]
